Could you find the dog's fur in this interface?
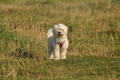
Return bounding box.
[46,24,69,60]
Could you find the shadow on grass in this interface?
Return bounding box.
[8,49,39,59]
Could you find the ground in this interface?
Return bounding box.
[0,0,120,80]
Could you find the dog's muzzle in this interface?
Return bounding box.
[57,32,63,36]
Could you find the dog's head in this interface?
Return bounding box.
[52,24,68,37]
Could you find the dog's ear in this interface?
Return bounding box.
[52,25,57,35]
[59,24,68,34]
[64,26,68,34]
[52,28,55,35]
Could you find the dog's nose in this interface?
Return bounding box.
[58,32,61,34]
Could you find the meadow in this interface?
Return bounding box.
[0,0,120,79]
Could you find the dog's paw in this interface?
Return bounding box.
[54,58,60,60]
[48,57,54,59]
[61,55,66,60]
[61,57,66,60]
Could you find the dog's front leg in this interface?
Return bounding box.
[60,48,67,59]
[54,45,60,60]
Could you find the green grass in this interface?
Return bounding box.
[0,0,120,79]
[0,56,120,80]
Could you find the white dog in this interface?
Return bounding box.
[46,24,69,60]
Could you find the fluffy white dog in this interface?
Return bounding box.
[46,24,69,60]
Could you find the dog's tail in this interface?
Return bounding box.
[46,28,53,39]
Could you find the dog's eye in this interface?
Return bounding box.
[61,29,64,31]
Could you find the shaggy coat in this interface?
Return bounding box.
[46,24,69,60]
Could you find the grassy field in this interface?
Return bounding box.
[0,0,120,80]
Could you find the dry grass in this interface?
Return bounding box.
[0,0,120,79]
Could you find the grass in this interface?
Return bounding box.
[0,0,120,80]
[0,55,120,80]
